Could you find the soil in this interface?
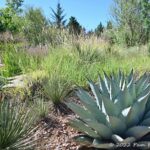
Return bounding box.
[33,96,92,150]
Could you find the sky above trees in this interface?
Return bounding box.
[0,0,113,31]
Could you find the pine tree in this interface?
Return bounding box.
[107,21,113,30]
[95,22,104,37]
[51,2,66,29]
[67,16,82,36]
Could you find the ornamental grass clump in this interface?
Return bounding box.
[43,73,72,114]
[67,70,150,149]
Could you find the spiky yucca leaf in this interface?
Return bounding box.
[0,100,37,150]
[67,70,150,149]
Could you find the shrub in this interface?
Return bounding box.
[0,44,40,77]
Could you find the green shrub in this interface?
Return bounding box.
[0,44,40,77]
[67,70,150,149]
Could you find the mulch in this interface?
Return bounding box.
[33,96,89,150]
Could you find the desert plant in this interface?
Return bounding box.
[0,100,37,149]
[43,73,72,113]
[0,76,7,101]
[67,70,150,149]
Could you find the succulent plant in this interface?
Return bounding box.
[67,70,150,149]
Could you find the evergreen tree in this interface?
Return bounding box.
[67,16,82,35]
[107,21,113,30]
[51,2,66,29]
[95,22,104,37]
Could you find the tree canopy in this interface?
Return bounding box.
[67,16,82,36]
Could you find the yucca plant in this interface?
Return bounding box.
[0,100,37,149]
[0,76,7,101]
[67,70,150,149]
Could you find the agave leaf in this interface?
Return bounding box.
[121,137,136,144]
[85,121,112,139]
[77,89,108,125]
[67,102,94,121]
[119,72,125,89]
[116,86,133,110]
[121,107,131,117]
[103,71,110,93]
[92,139,115,149]
[67,102,107,124]
[127,69,133,84]
[126,97,148,127]
[136,73,148,95]
[137,85,150,102]
[77,88,97,107]
[111,134,136,144]
[73,135,93,145]
[88,79,102,109]
[98,74,109,97]
[77,90,107,119]
[102,94,121,116]
[126,126,150,140]
[112,134,124,143]
[69,119,100,138]
[109,116,126,134]
[144,110,150,119]
[128,82,136,101]
[145,96,150,113]
[141,118,150,126]
[110,79,120,101]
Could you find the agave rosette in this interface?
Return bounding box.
[67,70,150,149]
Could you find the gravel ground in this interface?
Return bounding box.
[33,96,86,150]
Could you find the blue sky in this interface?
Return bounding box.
[0,0,113,31]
